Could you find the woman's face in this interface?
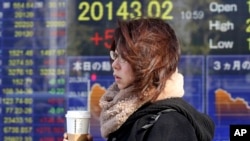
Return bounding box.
[111,50,135,89]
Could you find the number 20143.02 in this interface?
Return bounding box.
[78,0,173,21]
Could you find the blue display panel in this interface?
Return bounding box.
[67,56,113,141]
[0,0,67,140]
[179,56,205,113]
[207,55,250,141]
[67,56,113,111]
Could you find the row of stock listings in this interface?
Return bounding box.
[0,0,250,141]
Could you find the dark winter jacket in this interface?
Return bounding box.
[107,98,215,141]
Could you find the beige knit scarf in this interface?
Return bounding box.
[99,71,185,138]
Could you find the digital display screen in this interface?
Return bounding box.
[0,0,249,141]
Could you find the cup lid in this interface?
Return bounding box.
[65,110,91,118]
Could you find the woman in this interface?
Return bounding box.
[64,18,215,141]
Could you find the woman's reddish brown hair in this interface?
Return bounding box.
[110,18,180,101]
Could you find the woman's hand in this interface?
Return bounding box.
[63,133,68,141]
[63,133,93,141]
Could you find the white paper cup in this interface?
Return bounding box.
[65,110,91,134]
